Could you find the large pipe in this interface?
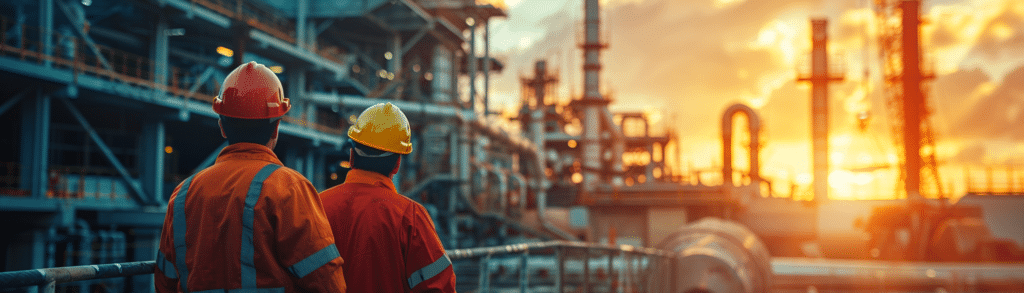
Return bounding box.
[657,218,774,293]
[721,103,761,187]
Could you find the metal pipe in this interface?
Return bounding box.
[0,261,156,289]
[721,103,762,187]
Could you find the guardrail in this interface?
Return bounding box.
[0,241,677,293]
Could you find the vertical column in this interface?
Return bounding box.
[389,35,402,80]
[901,0,923,201]
[467,20,477,112]
[130,229,160,293]
[153,15,169,88]
[811,19,829,203]
[580,0,608,194]
[138,120,165,204]
[799,19,841,202]
[296,0,308,49]
[482,19,491,116]
[20,93,50,198]
[304,148,314,183]
[39,0,53,67]
[287,68,306,121]
[7,229,48,293]
[312,150,325,190]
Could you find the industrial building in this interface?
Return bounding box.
[1,0,1024,292]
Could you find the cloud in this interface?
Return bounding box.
[954,65,1024,139]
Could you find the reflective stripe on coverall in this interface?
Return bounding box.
[154,143,346,293]
[320,169,456,292]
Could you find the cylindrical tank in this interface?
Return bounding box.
[657,218,773,293]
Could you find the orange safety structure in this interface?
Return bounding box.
[154,143,346,293]
[320,169,454,292]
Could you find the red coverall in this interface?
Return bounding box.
[320,168,456,292]
[155,143,346,293]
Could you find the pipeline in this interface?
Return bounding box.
[657,218,774,293]
[721,103,762,187]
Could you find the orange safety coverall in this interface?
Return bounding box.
[320,169,456,292]
[154,143,346,293]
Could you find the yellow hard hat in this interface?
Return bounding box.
[348,102,413,154]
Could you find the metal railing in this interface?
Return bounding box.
[0,15,340,135]
[0,241,677,293]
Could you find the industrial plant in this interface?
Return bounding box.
[0,0,1023,292]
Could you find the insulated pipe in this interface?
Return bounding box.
[657,218,773,293]
[721,103,761,187]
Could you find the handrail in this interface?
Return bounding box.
[446,240,674,260]
[0,241,673,292]
[0,261,154,291]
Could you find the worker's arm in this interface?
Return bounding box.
[271,175,346,292]
[154,195,180,293]
[405,204,456,293]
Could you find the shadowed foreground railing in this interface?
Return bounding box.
[0,241,677,293]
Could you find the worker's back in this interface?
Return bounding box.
[155,143,346,293]
[321,168,455,292]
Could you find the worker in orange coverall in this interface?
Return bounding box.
[154,61,346,293]
[320,102,456,292]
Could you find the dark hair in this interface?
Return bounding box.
[220,115,279,145]
[350,140,401,176]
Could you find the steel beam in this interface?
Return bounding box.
[483,19,491,116]
[188,66,217,96]
[248,30,351,80]
[57,97,148,205]
[39,0,53,67]
[296,0,308,49]
[20,92,50,199]
[477,255,491,293]
[159,0,231,28]
[0,88,31,117]
[56,0,112,71]
[400,22,434,57]
[519,250,529,292]
[153,15,170,88]
[138,119,165,205]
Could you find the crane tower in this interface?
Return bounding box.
[874,0,942,200]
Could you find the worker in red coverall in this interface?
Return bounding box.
[154,61,346,293]
[320,102,456,292]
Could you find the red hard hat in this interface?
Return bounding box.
[213,61,290,119]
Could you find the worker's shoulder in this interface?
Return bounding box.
[265,164,309,182]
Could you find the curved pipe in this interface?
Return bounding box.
[721,103,761,186]
[658,218,774,293]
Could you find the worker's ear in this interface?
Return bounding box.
[391,156,402,176]
[218,119,227,139]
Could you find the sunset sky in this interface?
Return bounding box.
[481,0,1024,200]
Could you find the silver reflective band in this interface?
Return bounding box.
[407,254,452,289]
[352,144,395,158]
[241,164,281,289]
[156,251,178,279]
[173,175,195,293]
[288,244,340,279]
